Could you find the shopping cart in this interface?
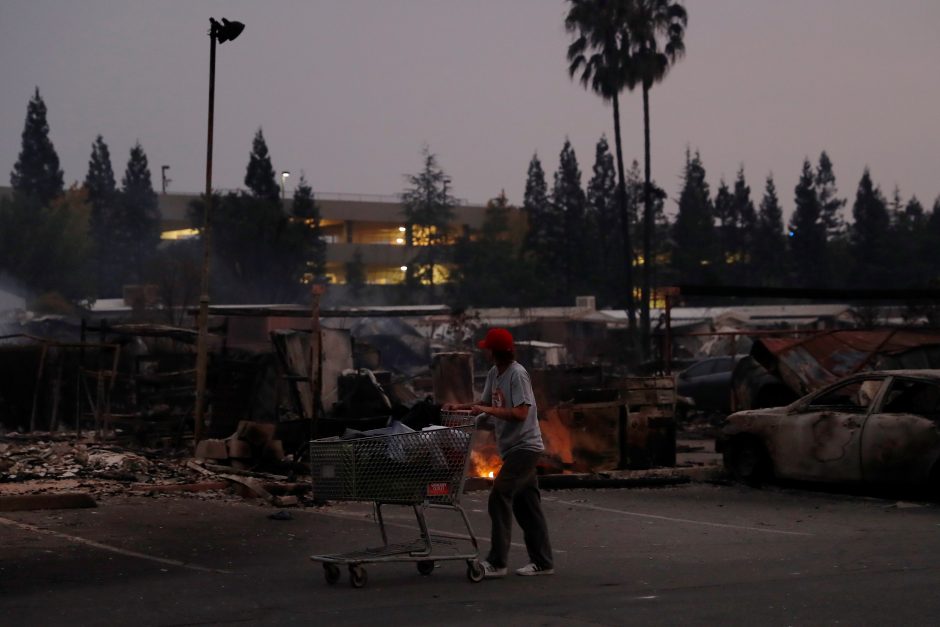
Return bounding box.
[309,420,484,587]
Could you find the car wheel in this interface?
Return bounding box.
[724,437,772,487]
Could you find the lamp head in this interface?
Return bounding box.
[210,17,245,44]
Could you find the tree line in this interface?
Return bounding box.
[448,140,940,309]
[5,87,940,325]
[0,89,327,317]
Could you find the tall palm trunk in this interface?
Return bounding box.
[612,93,637,334]
[641,82,652,360]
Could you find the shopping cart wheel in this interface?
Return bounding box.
[467,560,485,583]
[417,560,435,576]
[349,565,368,588]
[323,563,341,585]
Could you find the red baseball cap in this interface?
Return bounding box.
[478,328,514,352]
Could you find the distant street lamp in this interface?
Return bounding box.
[161,165,171,194]
[281,170,290,201]
[194,16,245,443]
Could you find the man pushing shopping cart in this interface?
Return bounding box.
[444,327,555,578]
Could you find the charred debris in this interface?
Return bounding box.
[4,294,940,502]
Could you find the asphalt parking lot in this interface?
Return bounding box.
[3,480,940,626]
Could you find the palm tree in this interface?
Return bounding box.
[622,0,687,356]
[565,0,637,336]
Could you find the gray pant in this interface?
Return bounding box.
[486,449,553,569]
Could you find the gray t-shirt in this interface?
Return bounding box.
[481,361,544,457]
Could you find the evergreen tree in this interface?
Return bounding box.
[119,142,160,286]
[849,168,891,288]
[400,148,456,287]
[924,198,940,286]
[449,191,528,307]
[83,135,119,296]
[553,139,587,301]
[0,188,93,303]
[731,168,757,284]
[713,179,734,276]
[752,175,787,287]
[191,131,309,303]
[815,151,845,239]
[10,88,64,207]
[521,153,559,303]
[291,174,327,281]
[244,128,280,202]
[208,191,308,303]
[587,136,620,306]
[788,159,827,287]
[671,149,715,284]
[625,160,644,237]
[889,192,928,287]
[523,154,551,253]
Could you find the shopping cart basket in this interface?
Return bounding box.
[309,423,484,587]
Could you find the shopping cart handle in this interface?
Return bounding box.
[474,412,495,431]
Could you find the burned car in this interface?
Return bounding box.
[717,370,940,491]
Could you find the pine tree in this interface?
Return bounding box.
[400,148,456,287]
[587,136,620,306]
[671,150,715,284]
[788,159,827,287]
[449,191,527,307]
[731,168,757,284]
[210,191,308,303]
[888,192,928,288]
[815,151,845,239]
[84,135,118,296]
[206,131,309,303]
[752,175,786,287]
[849,168,891,288]
[521,153,559,304]
[924,198,940,286]
[244,128,280,202]
[553,139,587,301]
[523,154,551,254]
[0,188,93,303]
[119,142,160,286]
[713,179,734,276]
[291,174,327,281]
[10,88,64,207]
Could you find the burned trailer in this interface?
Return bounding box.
[732,329,940,411]
[0,321,212,444]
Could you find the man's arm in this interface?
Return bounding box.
[470,403,529,422]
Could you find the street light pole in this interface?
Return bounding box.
[281,170,290,202]
[194,17,244,443]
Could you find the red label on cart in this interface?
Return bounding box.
[427,482,450,496]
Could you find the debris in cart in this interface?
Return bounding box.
[309,422,483,587]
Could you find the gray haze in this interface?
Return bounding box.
[2,0,939,217]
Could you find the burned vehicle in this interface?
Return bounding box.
[676,354,746,415]
[717,370,940,491]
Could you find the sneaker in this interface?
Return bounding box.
[515,563,554,576]
[480,560,508,578]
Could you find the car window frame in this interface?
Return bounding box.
[798,375,888,414]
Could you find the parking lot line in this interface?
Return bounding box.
[0,516,233,574]
[546,498,814,536]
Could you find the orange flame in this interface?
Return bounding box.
[471,449,502,479]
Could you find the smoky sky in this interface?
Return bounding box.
[2,0,939,217]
